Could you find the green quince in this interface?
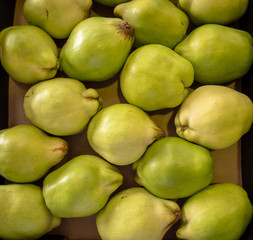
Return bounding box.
[175,85,253,150]
[43,155,123,218]
[96,187,181,240]
[133,137,213,199]
[114,0,189,48]
[174,24,253,84]
[178,0,249,25]
[120,44,194,111]
[60,17,134,82]
[87,103,164,165]
[0,184,61,240]
[0,124,68,183]
[23,0,92,39]
[177,183,253,240]
[23,78,102,136]
[0,25,59,84]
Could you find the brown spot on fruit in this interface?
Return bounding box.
[181,125,188,131]
[118,21,135,40]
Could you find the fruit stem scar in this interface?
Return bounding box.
[125,24,132,30]
[161,210,181,235]
[180,78,185,86]
[174,210,182,222]
[119,21,135,39]
[154,127,165,140]
[181,125,188,131]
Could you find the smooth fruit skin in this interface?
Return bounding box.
[0,184,61,240]
[114,0,189,48]
[174,24,253,84]
[133,137,213,199]
[96,187,181,240]
[177,183,253,240]
[120,44,194,111]
[23,0,92,39]
[87,103,164,165]
[94,0,129,7]
[0,25,59,84]
[0,124,68,183]
[60,17,134,82]
[178,0,249,25]
[43,155,123,218]
[175,85,253,150]
[23,78,102,136]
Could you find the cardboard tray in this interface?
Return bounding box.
[0,0,253,239]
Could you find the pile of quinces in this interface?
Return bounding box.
[0,0,253,239]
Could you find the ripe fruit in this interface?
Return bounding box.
[96,187,181,240]
[43,155,123,218]
[23,78,102,136]
[133,137,213,199]
[114,0,189,48]
[60,17,134,82]
[87,104,164,165]
[175,85,253,150]
[174,24,253,84]
[0,184,61,240]
[120,44,194,111]
[23,0,92,39]
[0,25,59,84]
[0,124,68,183]
[177,183,253,240]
